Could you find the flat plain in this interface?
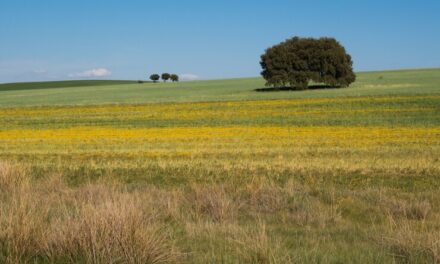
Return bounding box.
[1,68,440,263]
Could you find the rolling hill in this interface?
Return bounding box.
[0,68,439,107]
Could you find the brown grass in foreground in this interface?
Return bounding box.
[0,163,180,264]
[378,216,440,263]
[1,162,440,263]
[0,163,297,263]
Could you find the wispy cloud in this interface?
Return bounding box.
[180,73,200,81]
[32,69,48,74]
[69,68,112,78]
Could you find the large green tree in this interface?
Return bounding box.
[260,37,356,89]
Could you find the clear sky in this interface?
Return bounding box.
[1,0,439,83]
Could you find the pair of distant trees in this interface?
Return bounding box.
[149,73,179,83]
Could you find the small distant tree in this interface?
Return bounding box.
[260,37,356,89]
[170,74,179,82]
[161,73,171,82]
[150,74,160,83]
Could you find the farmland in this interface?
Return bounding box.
[1,68,440,107]
[1,69,440,263]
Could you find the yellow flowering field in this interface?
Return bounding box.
[1,126,439,151]
[1,93,440,263]
[0,95,438,122]
[0,95,439,177]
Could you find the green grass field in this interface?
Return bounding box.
[0,80,139,93]
[0,68,440,263]
[1,68,439,107]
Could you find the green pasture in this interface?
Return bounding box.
[0,68,439,107]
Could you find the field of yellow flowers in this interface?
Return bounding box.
[1,92,440,263]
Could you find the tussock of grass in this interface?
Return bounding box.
[379,217,440,263]
[187,185,236,223]
[227,222,292,263]
[0,165,180,264]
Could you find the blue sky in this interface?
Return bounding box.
[0,0,439,83]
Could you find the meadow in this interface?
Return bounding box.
[0,69,440,263]
[1,68,440,107]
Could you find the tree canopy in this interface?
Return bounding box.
[260,37,356,89]
[150,74,160,83]
[170,74,179,82]
[161,73,171,82]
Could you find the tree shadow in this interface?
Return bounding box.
[255,84,341,92]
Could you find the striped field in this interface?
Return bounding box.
[1,69,440,263]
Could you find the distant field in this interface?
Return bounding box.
[0,68,439,107]
[1,69,440,263]
[0,80,139,92]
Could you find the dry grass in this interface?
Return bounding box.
[1,162,440,263]
[386,198,432,221]
[0,164,180,264]
[227,222,293,263]
[0,162,28,195]
[187,185,237,223]
[0,163,303,263]
[183,221,292,263]
[379,216,440,263]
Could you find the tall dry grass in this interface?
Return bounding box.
[0,163,298,263]
[0,162,180,264]
[2,162,440,263]
[378,216,440,263]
